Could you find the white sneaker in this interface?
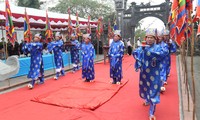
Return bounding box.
[116,82,121,85]
[164,82,168,85]
[161,86,166,92]
[149,115,156,120]
[54,76,58,80]
[28,83,33,89]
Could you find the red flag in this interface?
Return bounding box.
[45,10,53,41]
[96,17,103,39]
[176,0,187,33]
[169,0,179,39]
[76,12,81,36]
[87,16,91,34]
[193,0,200,22]
[196,0,200,18]
[68,8,73,38]
[24,8,32,43]
[197,23,200,36]
[186,0,193,11]
[108,19,112,39]
[175,27,186,46]
[174,0,187,46]
[168,0,179,23]
[5,0,15,45]
[170,21,176,39]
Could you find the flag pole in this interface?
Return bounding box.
[191,21,196,120]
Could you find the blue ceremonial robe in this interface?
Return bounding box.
[108,40,124,82]
[166,40,177,76]
[81,42,95,81]
[158,41,169,84]
[133,44,165,116]
[70,39,80,65]
[47,40,64,73]
[23,42,44,80]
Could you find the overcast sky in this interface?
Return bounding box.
[38,0,168,30]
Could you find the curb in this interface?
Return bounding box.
[177,55,184,120]
[0,58,104,93]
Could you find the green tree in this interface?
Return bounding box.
[50,0,114,20]
[17,0,44,9]
[135,29,146,41]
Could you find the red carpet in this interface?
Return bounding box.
[0,55,179,120]
[32,79,128,110]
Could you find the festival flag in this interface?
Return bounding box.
[186,0,193,11]
[174,0,187,46]
[113,19,118,31]
[197,24,200,36]
[176,0,187,33]
[45,10,53,41]
[5,0,15,45]
[75,12,81,36]
[168,0,179,23]
[96,17,103,39]
[168,0,179,38]
[108,19,113,39]
[196,0,200,18]
[168,11,172,23]
[87,16,91,34]
[185,0,193,38]
[108,19,114,46]
[193,0,200,22]
[170,22,176,38]
[196,0,200,37]
[24,8,32,43]
[68,8,73,37]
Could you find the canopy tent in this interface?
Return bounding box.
[0,3,97,31]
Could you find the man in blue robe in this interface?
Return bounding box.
[70,33,80,73]
[163,30,177,78]
[108,30,124,85]
[47,32,65,80]
[81,34,95,82]
[133,28,166,120]
[23,33,44,89]
[157,30,169,92]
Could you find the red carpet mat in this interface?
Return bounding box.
[0,55,179,120]
[32,79,128,110]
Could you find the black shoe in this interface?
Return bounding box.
[112,81,116,84]
[112,79,116,84]
[84,79,90,82]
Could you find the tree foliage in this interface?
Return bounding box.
[17,0,44,9]
[135,29,146,41]
[50,0,114,20]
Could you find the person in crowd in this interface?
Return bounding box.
[127,38,132,55]
[70,33,80,73]
[163,29,177,78]
[22,33,44,89]
[156,30,169,92]
[47,32,65,80]
[137,37,141,48]
[108,30,124,85]
[81,34,95,82]
[133,28,165,120]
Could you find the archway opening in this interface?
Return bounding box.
[135,17,165,42]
